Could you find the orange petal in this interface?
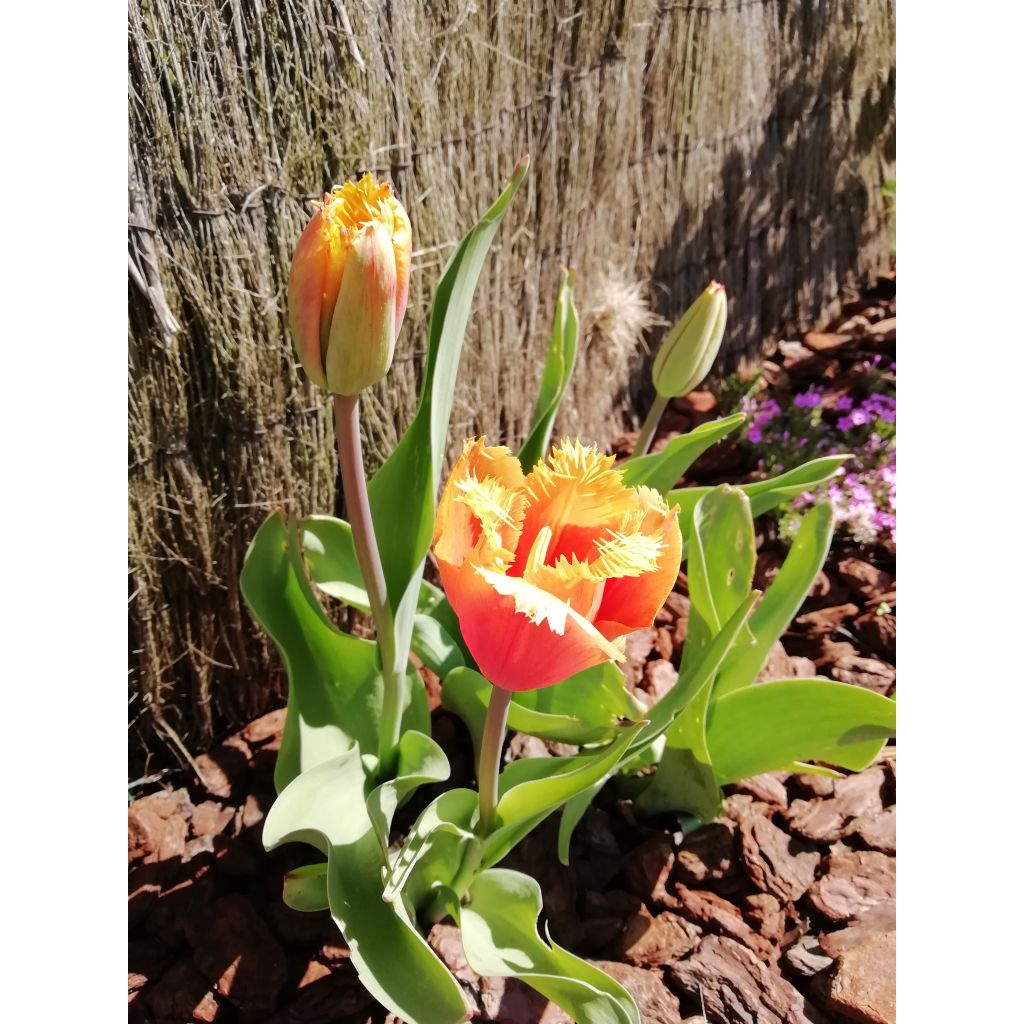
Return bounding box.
[287,207,334,389]
[433,438,526,572]
[437,559,623,691]
[591,500,682,639]
[511,440,638,575]
[325,222,398,395]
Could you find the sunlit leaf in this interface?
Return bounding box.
[263,750,467,1024]
[519,269,580,471]
[621,413,746,495]
[459,869,640,1024]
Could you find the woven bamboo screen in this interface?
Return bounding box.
[128,0,895,772]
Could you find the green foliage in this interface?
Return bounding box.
[459,870,640,1024]
[520,269,580,471]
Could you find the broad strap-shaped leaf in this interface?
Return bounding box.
[519,268,580,471]
[442,667,645,757]
[678,486,755,675]
[482,723,644,868]
[367,159,529,634]
[686,486,755,632]
[556,777,606,866]
[714,502,835,697]
[301,514,473,671]
[458,869,640,1024]
[636,591,760,751]
[633,671,720,821]
[282,862,329,912]
[621,413,746,495]
[367,729,451,856]
[239,512,428,792]
[706,679,896,782]
[263,751,468,1024]
[383,789,478,908]
[669,454,849,520]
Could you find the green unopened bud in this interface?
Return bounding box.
[651,282,727,398]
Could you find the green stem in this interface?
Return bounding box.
[334,393,403,774]
[477,685,512,835]
[631,393,669,459]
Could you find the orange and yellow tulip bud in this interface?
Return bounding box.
[288,173,412,395]
[432,439,682,691]
[652,281,727,398]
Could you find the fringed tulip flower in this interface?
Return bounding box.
[288,172,412,395]
[433,439,682,691]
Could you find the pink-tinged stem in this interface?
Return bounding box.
[477,685,513,835]
[333,393,403,773]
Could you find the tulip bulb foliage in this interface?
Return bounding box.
[288,172,412,395]
[242,159,896,1024]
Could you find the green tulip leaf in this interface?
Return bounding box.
[483,722,644,868]
[636,590,759,750]
[556,777,606,866]
[282,862,329,912]
[519,269,580,471]
[687,486,755,632]
[239,512,428,792]
[668,455,849,520]
[300,514,473,672]
[263,750,468,1024]
[368,158,530,655]
[621,413,746,495]
[715,501,835,697]
[633,668,720,821]
[458,869,639,1024]
[411,614,466,678]
[367,729,451,857]
[442,666,643,758]
[383,789,478,908]
[706,679,896,782]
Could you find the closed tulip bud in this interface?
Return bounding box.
[651,282,727,398]
[288,173,412,395]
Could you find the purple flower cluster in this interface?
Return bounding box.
[735,362,896,545]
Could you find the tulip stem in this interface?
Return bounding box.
[477,685,512,835]
[334,393,403,775]
[632,393,669,459]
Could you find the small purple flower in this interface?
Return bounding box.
[749,425,763,444]
[794,389,823,409]
[837,415,854,431]
[836,395,854,411]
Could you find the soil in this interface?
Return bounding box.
[129,275,896,1024]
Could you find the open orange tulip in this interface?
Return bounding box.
[433,438,682,691]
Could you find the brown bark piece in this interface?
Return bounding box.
[192,893,288,1017]
[240,708,286,747]
[732,773,789,808]
[591,960,682,1024]
[613,907,701,966]
[191,801,235,838]
[145,958,224,1022]
[818,931,896,1024]
[837,558,892,601]
[794,603,860,634]
[676,820,737,886]
[740,816,820,902]
[623,835,675,903]
[845,806,896,854]
[787,766,885,842]
[672,886,772,959]
[665,935,827,1024]
[807,846,896,923]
